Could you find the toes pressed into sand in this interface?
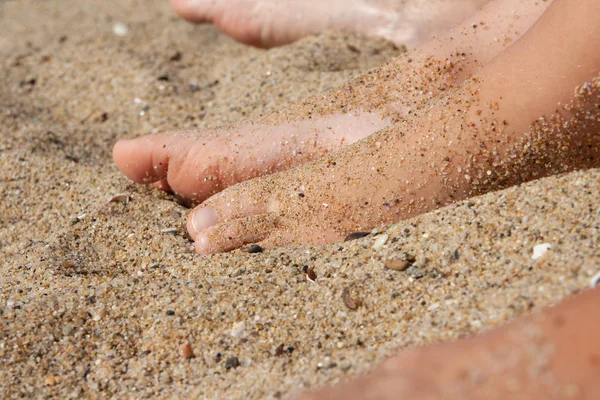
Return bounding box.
[113,132,229,202]
[186,181,282,253]
[193,213,279,253]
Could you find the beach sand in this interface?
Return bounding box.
[1,0,599,398]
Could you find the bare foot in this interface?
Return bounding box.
[171,0,492,48]
[297,287,600,400]
[184,0,600,253]
[113,113,389,201]
[114,0,549,204]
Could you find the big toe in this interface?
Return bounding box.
[170,0,214,23]
[113,137,165,184]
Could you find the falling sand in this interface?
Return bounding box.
[0,0,599,398]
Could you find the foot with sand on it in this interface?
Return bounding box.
[114,0,549,203]
[170,0,491,48]
[184,0,600,253]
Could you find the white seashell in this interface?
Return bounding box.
[372,234,389,251]
[231,321,246,338]
[108,193,130,204]
[531,243,551,260]
[112,23,129,37]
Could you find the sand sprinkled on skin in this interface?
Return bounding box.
[1,0,599,399]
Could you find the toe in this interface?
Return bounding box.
[187,178,279,238]
[194,213,279,254]
[187,206,220,240]
[153,179,172,192]
[113,132,204,194]
[170,0,214,23]
[113,134,173,184]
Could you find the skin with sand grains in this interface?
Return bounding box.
[114,0,554,248]
[186,72,600,253]
[169,0,492,48]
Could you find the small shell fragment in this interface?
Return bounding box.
[160,228,178,234]
[112,22,129,36]
[372,234,389,251]
[532,243,551,260]
[344,232,370,242]
[108,193,131,205]
[180,343,194,360]
[342,287,361,310]
[274,344,285,357]
[231,321,246,338]
[306,267,317,282]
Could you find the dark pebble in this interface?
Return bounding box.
[306,267,317,282]
[246,244,263,254]
[169,51,182,62]
[166,310,175,316]
[225,356,240,370]
[274,344,285,357]
[342,287,361,310]
[344,232,370,242]
[346,44,361,53]
[298,193,305,198]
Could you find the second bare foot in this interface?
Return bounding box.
[171,0,491,48]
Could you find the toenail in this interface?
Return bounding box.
[196,233,210,253]
[190,207,219,234]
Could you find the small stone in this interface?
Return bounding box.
[385,259,412,271]
[169,51,182,62]
[453,249,460,260]
[246,244,263,254]
[112,23,129,37]
[405,263,426,279]
[532,243,552,260]
[166,310,175,316]
[231,321,246,338]
[347,44,361,53]
[274,344,285,357]
[44,376,59,386]
[342,287,361,310]
[344,232,370,242]
[306,267,317,282]
[372,234,389,251]
[180,343,194,360]
[139,105,150,116]
[225,356,240,370]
